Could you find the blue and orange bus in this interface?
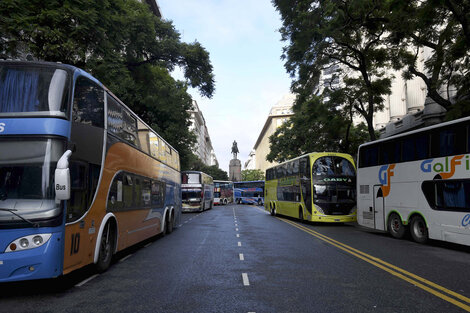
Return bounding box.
[0,61,181,282]
[234,181,264,205]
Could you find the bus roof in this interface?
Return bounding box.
[266,151,354,170]
[0,60,179,157]
[358,115,470,149]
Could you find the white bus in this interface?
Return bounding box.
[181,171,214,212]
[357,116,470,246]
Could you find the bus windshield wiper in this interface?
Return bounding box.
[0,208,39,227]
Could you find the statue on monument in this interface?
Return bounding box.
[231,140,239,160]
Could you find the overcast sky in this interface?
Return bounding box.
[158,0,292,173]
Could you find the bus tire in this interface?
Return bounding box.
[96,221,115,273]
[410,215,428,244]
[388,213,406,239]
[299,207,303,222]
[161,214,167,237]
[166,211,174,234]
[271,204,276,216]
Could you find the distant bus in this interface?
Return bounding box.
[357,116,470,246]
[234,181,265,205]
[181,171,214,212]
[265,152,356,222]
[213,180,233,205]
[0,61,181,282]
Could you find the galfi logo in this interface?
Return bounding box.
[420,155,465,179]
[378,164,395,197]
[0,123,5,133]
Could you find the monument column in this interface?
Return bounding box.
[229,140,242,182]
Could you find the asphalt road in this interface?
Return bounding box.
[1,204,469,313]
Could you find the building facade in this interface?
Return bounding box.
[188,100,218,166]
[248,94,295,173]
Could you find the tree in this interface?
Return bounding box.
[266,95,369,163]
[386,0,470,119]
[0,0,215,169]
[274,0,393,140]
[241,169,265,181]
[184,156,228,180]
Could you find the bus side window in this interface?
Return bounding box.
[151,180,166,208]
[431,126,466,158]
[73,77,104,128]
[67,161,88,222]
[107,173,123,212]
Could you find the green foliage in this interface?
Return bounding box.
[184,156,228,181]
[274,0,394,140]
[270,0,470,164]
[385,0,470,119]
[266,95,369,163]
[241,169,265,181]
[0,0,215,169]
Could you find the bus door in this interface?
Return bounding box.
[373,185,385,230]
[64,76,105,273]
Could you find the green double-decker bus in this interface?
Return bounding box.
[265,152,357,223]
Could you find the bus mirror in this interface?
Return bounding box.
[55,150,72,201]
[55,168,71,200]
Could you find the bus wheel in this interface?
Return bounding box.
[388,213,406,239]
[271,204,276,216]
[166,212,174,234]
[299,207,303,222]
[96,221,115,273]
[410,215,428,244]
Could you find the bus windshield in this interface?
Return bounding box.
[0,65,69,116]
[312,156,355,177]
[182,188,202,200]
[182,173,200,184]
[0,138,64,208]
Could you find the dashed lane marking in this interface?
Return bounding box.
[75,274,99,287]
[238,241,242,247]
[239,253,244,261]
[242,273,250,286]
[119,254,133,263]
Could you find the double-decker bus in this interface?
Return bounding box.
[265,152,356,222]
[213,180,233,205]
[234,181,265,205]
[181,171,214,212]
[0,61,181,282]
[357,116,470,246]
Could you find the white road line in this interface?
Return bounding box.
[236,234,240,238]
[236,228,239,231]
[239,253,244,261]
[235,224,238,227]
[242,273,250,286]
[144,242,152,248]
[238,241,242,246]
[119,254,133,263]
[75,274,99,287]
[178,224,183,227]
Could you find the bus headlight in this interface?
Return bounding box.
[5,234,52,252]
[315,206,325,214]
[314,185,327,195]
[19,238,29,248]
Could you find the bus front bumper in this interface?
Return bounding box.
[0,230,64,282]
[310,214,357,223]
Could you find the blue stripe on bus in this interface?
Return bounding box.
[0,118,70,137]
